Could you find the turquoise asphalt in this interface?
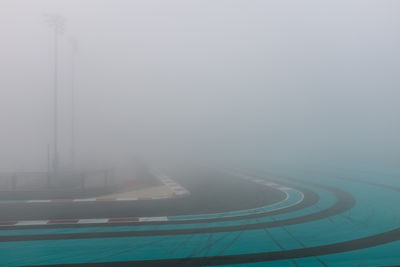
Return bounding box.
[0,166,399,266]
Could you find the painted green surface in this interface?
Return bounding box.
[1,166,400,266]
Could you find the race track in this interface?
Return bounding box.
[0,166,399,266]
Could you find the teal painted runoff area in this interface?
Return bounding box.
[1,166,400,266]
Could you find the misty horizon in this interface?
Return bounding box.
[1,0,399,172]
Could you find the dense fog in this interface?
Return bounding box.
[1,0,399,174]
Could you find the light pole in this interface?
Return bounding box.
[44,14,65,180]
[70,38,78,169]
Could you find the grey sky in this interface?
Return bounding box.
[1,0,399,171]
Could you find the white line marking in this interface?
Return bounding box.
[115,198,138,201]
[16,220,48,226]
[78,218,109,224]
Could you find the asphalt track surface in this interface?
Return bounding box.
[0,170,286,221]
[1,166,400,266]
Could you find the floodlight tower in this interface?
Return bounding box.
[44,14,66,179]
[70,38,78,169]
